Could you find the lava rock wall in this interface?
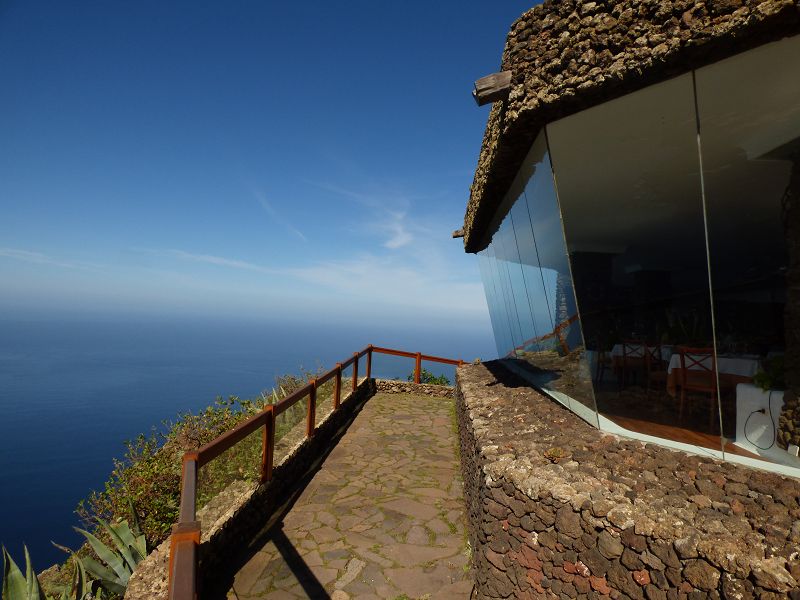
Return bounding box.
[455,361,800,599]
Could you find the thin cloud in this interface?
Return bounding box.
[383,211,413,249]
[154,249,280,275]
[253,191,307,242]
[140,247,486,315]
[314,182,418,249]
[0,247,93,269]
[285,253,486,314]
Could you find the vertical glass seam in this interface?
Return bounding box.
[509,211,541,346]
[498,236,526,352]
[522,189,556,332]
[489,244,517,357]
[544,124,600,428]
[692,70,727,457]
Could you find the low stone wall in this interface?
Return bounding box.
[125,378,376,600]
[456,361,800,599]
[375,378,454,398]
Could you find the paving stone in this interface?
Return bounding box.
[226,392,470,599]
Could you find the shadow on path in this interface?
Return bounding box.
[202,395,368,600]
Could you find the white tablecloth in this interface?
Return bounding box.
[667,354,760,377]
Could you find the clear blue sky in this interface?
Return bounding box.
[0,1,535,330]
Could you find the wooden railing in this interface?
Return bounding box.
[168,344,463,600]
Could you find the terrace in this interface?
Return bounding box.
[122,345,800,600]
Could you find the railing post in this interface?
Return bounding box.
[415,352,422,384]
[334,363,342,409]
[169,522,200,600]
[260,406,274,483]
[352,352,358,392]
[169,454,199,600]
[366,345,373,379]
[306,380,317,438]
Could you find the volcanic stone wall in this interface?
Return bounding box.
[456,362,800,599]
[463,0,800,253]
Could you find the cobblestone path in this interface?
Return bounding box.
[227,392,472,600]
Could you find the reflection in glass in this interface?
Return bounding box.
[478,250,507,359]
[697,35,800,472]
[476,132,597,423]
[548,74,721,452]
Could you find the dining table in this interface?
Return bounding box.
[665,353,761,397]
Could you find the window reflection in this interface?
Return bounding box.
[476,132,597,423]
[548,74,722,452]
[697,35,800,469]
[475,39,800,476]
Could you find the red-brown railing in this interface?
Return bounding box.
[168,344,463,600]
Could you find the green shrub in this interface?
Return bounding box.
[407,368,450,386]
[76,369,336,551]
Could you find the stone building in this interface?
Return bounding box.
[463,0,800,478]
[456,2,800,597]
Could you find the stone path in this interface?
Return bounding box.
[227,392,473,600]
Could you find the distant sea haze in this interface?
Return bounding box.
[0,315,494,570]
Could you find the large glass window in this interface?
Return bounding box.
[547,74,722,454]
[477,132,596,423]
[476,36,800,476]
[697,35,800,472]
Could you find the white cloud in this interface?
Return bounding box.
[140,248,279,275]
[0,247,94,269]
[253,191,307,242]
[382,211,413,249]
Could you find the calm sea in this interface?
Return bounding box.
[0,316,494,570]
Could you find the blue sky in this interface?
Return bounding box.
[0,1,535,330]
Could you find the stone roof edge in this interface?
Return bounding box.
[463,0,800,254]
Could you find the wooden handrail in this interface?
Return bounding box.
[168,344,462,600]
[371,346,464,366]
[195,410,270,467]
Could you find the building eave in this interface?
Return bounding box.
[463,0,800,253]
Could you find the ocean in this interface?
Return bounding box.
[0,315,494,570]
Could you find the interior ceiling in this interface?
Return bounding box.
[541,35,800,275]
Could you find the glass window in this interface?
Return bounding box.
[696,35,800,474]
[548,74,722,455]
[476,132,597,423]
[478,249,511,359]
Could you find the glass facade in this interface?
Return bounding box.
[476,35,800,476]
[478,132,597,424]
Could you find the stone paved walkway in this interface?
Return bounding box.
[227,392,472,600]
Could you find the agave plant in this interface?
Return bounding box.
[2,546,45,600]
[50,544,98,600]
[73,518,146,597]
[3,544,97,600]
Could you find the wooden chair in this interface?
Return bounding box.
[594,350,612,383]
[618,339,646,390]
[644,344,668,399]
[677,346,718,431]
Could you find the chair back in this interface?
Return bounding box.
[677,346,716,388]
[621,339,644,365]
[644,344,663,372]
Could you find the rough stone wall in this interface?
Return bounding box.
[463,0,800,252]
[375,378,454,398]
[456,361,800,599]
[781,153,800,450]
[125,379,376,600]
